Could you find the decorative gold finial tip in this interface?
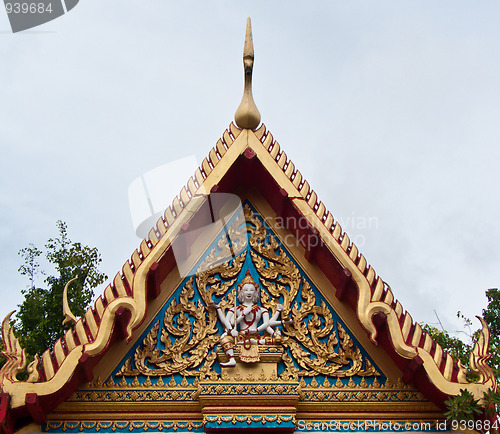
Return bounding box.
[234,17,261,130]
[243,17,254,60]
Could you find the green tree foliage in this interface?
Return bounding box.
[421,323,472,372]
[423,288,500,383]
[422,295,500,424]
[12,221,107,359]
[482,288,500,380]
[444,389,482,422]
[0,340,5,369]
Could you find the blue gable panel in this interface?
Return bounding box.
[105,202,385,388]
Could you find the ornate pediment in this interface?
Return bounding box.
[2,21,496,434]
[54,203,434,433]
[109,204,381,385]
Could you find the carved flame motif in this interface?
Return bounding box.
[117,255,246,379]
[116,211,251,379]
[117,204,379,380]
[470,316,497,388]
[245,206,379,378]
[0,311,26,385]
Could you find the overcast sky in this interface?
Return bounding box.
[1,1,499,344]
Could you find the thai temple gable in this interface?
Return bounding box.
[0,17,497,434]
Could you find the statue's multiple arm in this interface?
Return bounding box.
[257,310,271,333]
[212,300,287,337]
[211,303,236,336]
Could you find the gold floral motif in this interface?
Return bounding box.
[280,352,299,381]
[198,383,297,397]
[44,420,204,432]
[85,377,103,388]
[116,233,246,379]
[269,369,278,381]
[69,389,196,403]
[115,205,380,384]
[296,376,411,391]
[242,205,381,379]
[203,414,294,425]
[300,389,426,403]
[196,209,248,276]
[70,375,423,403]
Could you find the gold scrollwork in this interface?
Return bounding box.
[116,214,249,380]
[44,420,204,432]
[203,414,295,425]
[116,204,379,384]
[244,205,379,379]
[199,383,297,396]
[117,252,246,379]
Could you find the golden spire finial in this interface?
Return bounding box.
[234,17,261,130]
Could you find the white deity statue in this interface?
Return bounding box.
[212,270,284,367]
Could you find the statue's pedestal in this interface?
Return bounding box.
[199,345,298,432]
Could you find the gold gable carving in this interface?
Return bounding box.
[116,204,380,382]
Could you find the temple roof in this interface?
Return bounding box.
[0,19,496,434]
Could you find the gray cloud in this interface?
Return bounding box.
[1,1,499,342]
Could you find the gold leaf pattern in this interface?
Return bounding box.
[115,204,380,384]
[45,421,204,432]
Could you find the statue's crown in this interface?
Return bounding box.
[239,270,257,287]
